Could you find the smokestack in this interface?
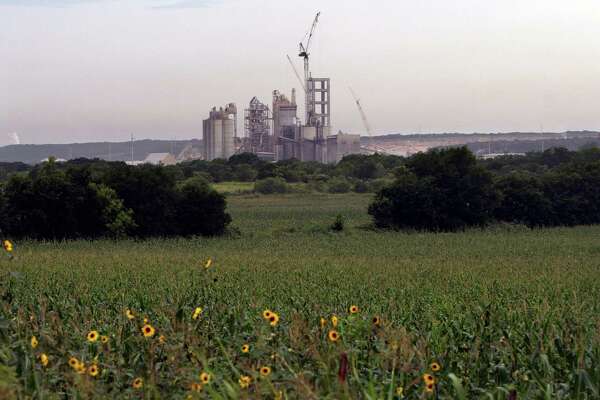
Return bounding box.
[291,88,296,105]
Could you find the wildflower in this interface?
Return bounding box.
[87,330,99,342]
[3,240,13,252]
[268,313,280,327]
[423,374,435,384]
[328,330,340,342]
[320,317,327,328]
[132,377,144,389]
[76,361,86,374]
[259,366,271,377]
[204,258,212,269]
[190,382,203,392]
[238,375,252,389]
[430,362,441,372]
[192,307,203,320]
[241,344,250,353]
[125,309,135,320]
[30,336,38,349]
[263,309,273,319]
[141,324,155,338]
[159,335,166,344]
[68,357,79,369]
[200,372,211,384]
[88,364,99,377]
[101,335,109,344]
[143,317,149,324]
[39,353,49,367]
[425,382,434,393]
[396,386,404,397]
[331,315,338,327]
[372,316,381,326]
[349,305,359,314]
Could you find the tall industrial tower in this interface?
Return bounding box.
[244,97,273,157]
[298,12,330,136]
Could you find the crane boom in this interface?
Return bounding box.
[349,87,373,138]
[286,55,306,92]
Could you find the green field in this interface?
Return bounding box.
[2,193,600,399]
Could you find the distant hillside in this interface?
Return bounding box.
[0,139,202,164]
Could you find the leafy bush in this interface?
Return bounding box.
[369,147,499,231]
[327,177,352,193]
[353,180,369,193]
[254,177,288,194]
[330,214,345,231]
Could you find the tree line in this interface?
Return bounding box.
[369,146,600,230]
[0,158,230,240]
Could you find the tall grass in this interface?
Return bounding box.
[1,193,599,398]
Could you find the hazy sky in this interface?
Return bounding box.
[1,0,600,144]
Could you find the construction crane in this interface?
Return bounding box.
[286,54,306,92]
[298,12,320,125]
[349,87,373,139]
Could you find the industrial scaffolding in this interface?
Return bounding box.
[244,97,273,154]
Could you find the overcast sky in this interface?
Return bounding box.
[1,0,599,145]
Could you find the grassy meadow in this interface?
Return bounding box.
[1,192,600,399]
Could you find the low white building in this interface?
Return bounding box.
[143,153,177,166]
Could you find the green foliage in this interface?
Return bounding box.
[327,177,352,193]
[370,147,499,231]
[90,183,136,238]
[330,214,345,232]
[254,177,288,194]
[0,161,230,239]
[1,193,599,398]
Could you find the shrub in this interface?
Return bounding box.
[254,177,288,194]
[327,177,351,193]
[369,147,498,231]
[330,214,345,232]
[353,180,369,193]
[176,178,231,236]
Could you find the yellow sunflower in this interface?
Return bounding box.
[423,374,435,384]
[101,335,109,344]
[87,330,99,342]
[259,366,271,377]
[331,315,338,327]
[430,362,441,372]
[141,324,155,338]
[199,372,210,384]
[125,309,135,320]
[190,382,203,392]
[425,382,435,393]
[159,335,166,344]
[30,336,38,349]
[396,386,404,397]
[76,361,86,374]
[88,364,99,377]
[3,240,13,252]
[268,313,280,327]
[39,353,49,367]
[241,344,250,353]
[68,357,79,369]
[372,316,381,326]
[349,305,359,314]
[204,258,212,269]
[238,375,252,389]
[328,330,340,342]
[132,377,143,389]
[262,309,273,319]
[192,307,203,320]
[320,317,327,329]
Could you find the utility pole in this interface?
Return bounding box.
[130,133,134,162]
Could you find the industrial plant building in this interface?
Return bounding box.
[202,103,237,161]
[200,12,364,164]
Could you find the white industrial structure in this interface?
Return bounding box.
[202,103,237,161]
